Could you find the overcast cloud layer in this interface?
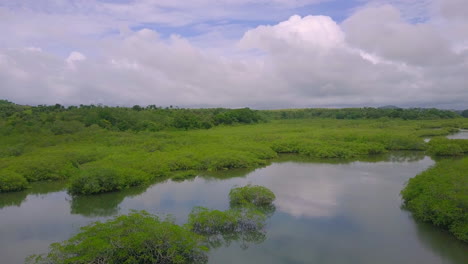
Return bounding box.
[0,0,467,109]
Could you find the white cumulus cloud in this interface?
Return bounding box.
[0,1,467,109]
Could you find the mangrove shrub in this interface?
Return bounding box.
[68,167,151,195]
[229,185,276,207]
[401,157,468,242]
[0,170,28,192]
[26,211,209,264]
[427,138,468,156]
[28,185,277,263]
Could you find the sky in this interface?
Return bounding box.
[0,0,467,109]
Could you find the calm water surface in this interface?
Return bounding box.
[448,129,468,139]
[1,151,467,263]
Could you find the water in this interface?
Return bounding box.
[424,129,468,142]
[1,151,467,264]
[447,129,468,139]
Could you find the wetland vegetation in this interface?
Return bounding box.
[1,100,467,195]
[26,185,276,264]
[1,100,468,263]
[401,157,468,242]
[1,151,467,263]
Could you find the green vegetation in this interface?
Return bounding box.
[0,100,461,134]
[0,169,28,192]
[461,110,468,118]
[187,207,268,250]
[229,184,276,207]
[1,100,467,195]
[427,138,468,156]
[68,167,152,195]
[26,211,209,264]
[263,107,461,120]
[11,155,78,182]
[188,185,275,247]
[0,100,263,133]
[401,157,468,242]
[171,170,198,182]
[1,118,468,194]
[27,185,276,263]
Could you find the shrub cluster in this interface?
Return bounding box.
[0,170,28,192]
[187,185,276,249]
[26,211,209,264]
[2,118,467,194]
[187,207,268,249]
[229,184,276,207]
[171,170,198,182]
[427,138,468,156]
[401,158,468,242]
[69,167,152,195]
[271,138,400,159]
[201,152,268,171]
[9,155,78,182]
[28,185,276,263]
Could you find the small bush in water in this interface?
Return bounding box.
[187,206,268,249]
[229,184,276,207]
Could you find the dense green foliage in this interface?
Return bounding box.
[10,155,78,182]
[401,158,468,242]
[2,115,467,194]
[263,107,460,120]
[427,138,468,156]
[0,100,461,135]
[0,100,263,133]
[229,185,276,207]
[186,185,276,249]
[171,170,198,182]
[462,110,468,118]
[0,169,28,192]
[28,186,276,263]
[1,100,467,194]
[187,207,268,250]
[68,167,152,195]
[26,211,209,264]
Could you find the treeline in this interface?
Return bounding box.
[0,100,465,135]
[0,100,263,133]
[264,107,462,120]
